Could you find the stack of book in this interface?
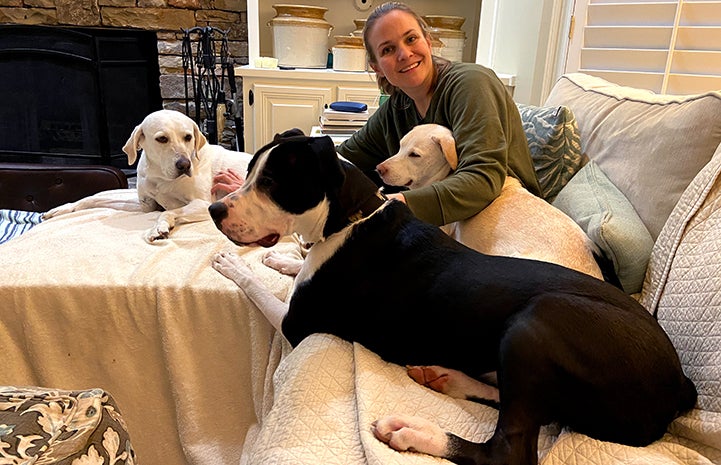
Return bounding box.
[318,107,370,136]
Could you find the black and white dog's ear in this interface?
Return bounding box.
[274,128,305,141]
[254,128,307,159]
[310,136,345,189]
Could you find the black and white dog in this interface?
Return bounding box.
[208,132,696,465]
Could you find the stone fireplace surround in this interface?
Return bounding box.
[0,0,249,147]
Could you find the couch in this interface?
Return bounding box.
[1,72,721,465]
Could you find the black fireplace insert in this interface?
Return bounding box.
[0,25,162,171]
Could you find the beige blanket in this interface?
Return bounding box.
[0,189,297,465]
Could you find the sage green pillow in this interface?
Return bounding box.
[553,160,654,294]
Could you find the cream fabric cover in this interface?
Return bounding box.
[0,189,297,465]
[641,141,721,455]
[240,333,719,464]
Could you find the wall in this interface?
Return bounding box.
[252,0,482,65]
[0,0,250,110]
[477,0,570,105]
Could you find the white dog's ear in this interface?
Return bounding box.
[193,122,208,159]
[122,123,144,165]
[433,133,458,170]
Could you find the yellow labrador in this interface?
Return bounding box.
[44,109,252,243]
[376,123,603,279]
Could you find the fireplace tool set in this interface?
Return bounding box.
[181,26,243,150]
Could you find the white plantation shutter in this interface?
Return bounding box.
[566,0,721,94]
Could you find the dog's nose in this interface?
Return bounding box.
[176,157,192,176]
[376,163,387,177]
[208,202,228,228]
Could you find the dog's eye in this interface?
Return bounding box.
[184,134,192,142]
[156,136,168,144]
[409,152,421,158]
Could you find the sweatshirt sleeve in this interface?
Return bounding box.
[404,65,539,226]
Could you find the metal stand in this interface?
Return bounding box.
[181,27,243,150]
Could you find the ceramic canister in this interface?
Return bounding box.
[351,18,366,37]
[269,4,333,68]
[332,35,367,72]
[423,15,466,62]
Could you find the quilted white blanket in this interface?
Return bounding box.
[241,332,720,464]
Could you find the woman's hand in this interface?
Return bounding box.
[386,192,406,204]
[211,168,245,198]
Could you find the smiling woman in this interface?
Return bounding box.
[335,1,541,229]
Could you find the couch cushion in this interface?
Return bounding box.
[639,142,721,451]
[545,73,721,240]
[517,103,586,202]
[553,160,654,294]
[0,386,136,464]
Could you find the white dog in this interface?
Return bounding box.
[376,123,604,279]
[44,109,252,242]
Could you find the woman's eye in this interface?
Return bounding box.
[156,136,168,143]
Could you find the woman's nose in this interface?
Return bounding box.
[396,43,411,61]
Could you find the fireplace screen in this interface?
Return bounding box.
[0,25,162,169]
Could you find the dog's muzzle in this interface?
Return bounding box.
[209,201,228,227]
[208,201,281,248]
[176,157,192,177]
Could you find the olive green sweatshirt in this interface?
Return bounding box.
[337,62,541,226]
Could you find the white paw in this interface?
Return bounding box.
[372,414,449,457]
[144,223,171,243]
[212,252,254,283]
[262,250,303,276]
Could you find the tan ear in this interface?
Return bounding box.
[122,124,144,165]
[192,121,208,159]
[433,133,458,170]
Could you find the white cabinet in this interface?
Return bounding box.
[236,66,380,152]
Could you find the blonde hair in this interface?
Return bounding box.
[363,1,451,96]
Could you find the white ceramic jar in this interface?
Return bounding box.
[269,4,333,68]
[332,35,367,72]
[423,15,466,62]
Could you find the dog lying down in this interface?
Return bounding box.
[208,132,696,465]
[44,109,252,243]
[376,123,604,280]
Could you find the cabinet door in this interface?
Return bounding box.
[337,85,381,112]
[249,83,332,151]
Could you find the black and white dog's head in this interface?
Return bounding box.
[208,130,349,248]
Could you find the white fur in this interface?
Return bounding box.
[376,123,604,280]
[372,414,450,457]
[44,109,252,243]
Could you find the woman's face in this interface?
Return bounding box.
[366,10,434,96]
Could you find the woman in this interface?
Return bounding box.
[337,1,540,226]
[214,1,539,227]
